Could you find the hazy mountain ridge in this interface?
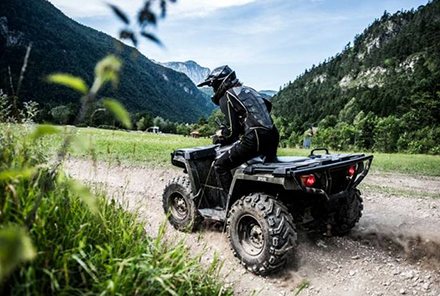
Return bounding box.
[0,0,215,123]
[259,90,277,97]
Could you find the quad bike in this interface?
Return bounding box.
[163,139,373,275]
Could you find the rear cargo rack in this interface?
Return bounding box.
[243,154,373,178]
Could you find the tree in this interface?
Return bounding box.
[373,116,401,153]
[50,105,73,125]
[137,117,147,131]
[338,97,360,124]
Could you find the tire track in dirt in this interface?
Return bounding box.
[66,159,440,296]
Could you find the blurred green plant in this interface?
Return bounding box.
[0,227,36,280]
[0,22,230,292]
[47,55,131,129]
[0,118,231,296]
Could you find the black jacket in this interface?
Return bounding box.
[218,86,273,145]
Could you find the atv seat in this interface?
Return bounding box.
[271,156,309,163]
[246,156,309,165]
[246,157,264,165]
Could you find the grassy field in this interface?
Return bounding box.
[50,127,440,176]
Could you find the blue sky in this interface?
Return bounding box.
[50,0,429,90]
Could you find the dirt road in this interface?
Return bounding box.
[67,159,440,296]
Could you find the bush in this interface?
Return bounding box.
[373,115,401,153]
[50,105,74,125]
[98,124,118,130]
[403,126,440,154]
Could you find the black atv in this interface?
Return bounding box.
[163,144,373,275]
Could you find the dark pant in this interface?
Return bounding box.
[215,127,280,199]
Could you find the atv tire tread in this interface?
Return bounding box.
[331,189,363,235]
[227,193,297,275]
[162,176,202,232]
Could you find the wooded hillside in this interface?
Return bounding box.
[272,0,440,154]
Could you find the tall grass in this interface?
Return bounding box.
[0,124,232,295]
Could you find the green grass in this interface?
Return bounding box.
[0,124,233,295]
[58,127,212,166]
[53,127,440,176]
[359,183,440,199]
[294,279,310,295]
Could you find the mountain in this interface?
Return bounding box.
[272,1,440,154]
[259,90,277,100]
[161,60,277,102]
[161,60,210,85]
[259,90,277,98]
[0,0,215,123]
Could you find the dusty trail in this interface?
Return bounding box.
[67,159,440,296]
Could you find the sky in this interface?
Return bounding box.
[50,0,429,90]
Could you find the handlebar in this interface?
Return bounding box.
[309,147,329,157]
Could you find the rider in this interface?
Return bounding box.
[197,65,279,205]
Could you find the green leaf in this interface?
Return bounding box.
[66,180,98,214]
[0,226,36,281]
[47,74,89,94]
[102,99,132,129]
[71,134,93,153]
[30,124,60,140]
[0,168,34,181]
[92,55,122,93]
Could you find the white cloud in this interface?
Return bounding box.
[49,0,139,18]
[49,0,258,19]
[169,0,257,18]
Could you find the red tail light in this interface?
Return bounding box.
[348,165,356,177]
[300,174,316,187]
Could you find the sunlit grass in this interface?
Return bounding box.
[63,127,211,165]
[46,127,440,176]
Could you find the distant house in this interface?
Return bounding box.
[147,126,160,134]
[190,131,200,138]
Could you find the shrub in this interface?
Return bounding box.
[373,115,402,153]
[98,124,118,130]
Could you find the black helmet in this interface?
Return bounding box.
[197,65,236,92]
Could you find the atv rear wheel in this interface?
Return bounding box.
[330,189,363,236]
[163,177,201,232]
[227,193,297,275]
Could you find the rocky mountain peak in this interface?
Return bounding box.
[161,60,210,85]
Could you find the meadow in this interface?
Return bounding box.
[54,127,440,176]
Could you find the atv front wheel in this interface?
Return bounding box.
[227,193,297,275]
[331,189,363,236]
[163,177,201,232]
